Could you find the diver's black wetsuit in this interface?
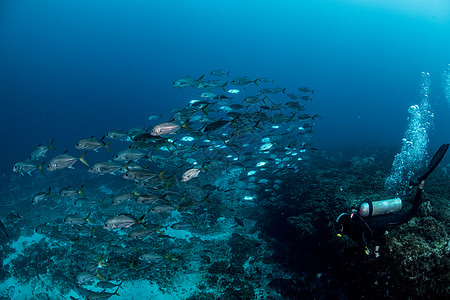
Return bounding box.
[337,144,449,254]
[347,185,423,247]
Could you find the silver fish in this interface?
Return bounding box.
[123,169,159,183]
[171,222,194,230]
[210,69,230,76]
[29,139,55,161]
[105,130,130,141]
[60,185,85,197]
[199,92,218,99]
[89,161,123,174]
[194,80,228,90]
[135,193,166,204]
[13,161,44,176]
[259,87,286,94]
[170,107,200,123]
[148,114,162,121]
[181,168,202,182]
[258,77,274,83]
[114,149,146,162]
[64,213,92,225]
[151,122,181,136]
[112,191,135,205]
[32,187,54,204]
[85,287,120,300]
[172,74,204,88]
[76,271,99,285]
[46,151,89,171]
[231,77,259,86]
[35,224,55,235]
[76,136,110,152]
[96,281,123,290]
[74,197,103,208]
[138,252,162,262]
[150,204,176,214]
[128,228,155,239]
[49,230,79,243]
[103,215,145,230]
[298,86,314,93]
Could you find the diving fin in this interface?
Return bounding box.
[410,144,449,186]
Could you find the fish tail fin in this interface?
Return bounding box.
[134,187,140,196]
[113,286,121,296]
[72,236,81,245]
[161,193,169,202]
[203,194,211,203]
[157,225,167,235]
[182,119,191,130]
[38,161,45,175]
[142,221,152,230]
[118,281,125,290]
[124,160,132,171]
[79,151,89,166]
[49,139,56,151]
[159,170,166,182]
[282,88,286,94]
[104,141,112,152]
[289,113,296,122]
[137,215,146,225]
[197,74,205,83]
[200,103,209,115]
[167,176,175,188]
[254,119,262,130]
[86,212,93,224]
[48,187,55,197]
[253,79,259,86]
[78,185,86,197]
[96,269,106,281]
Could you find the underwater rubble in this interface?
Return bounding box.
[266,148,450,299]
[1,72,319,299]
[3,71,449,299]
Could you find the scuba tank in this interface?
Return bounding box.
[358,198,402,217]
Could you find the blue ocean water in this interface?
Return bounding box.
[1,0,450,298]
[1,0,450,176]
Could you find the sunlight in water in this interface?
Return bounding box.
[443,64,450,105]
[342,0,450,20]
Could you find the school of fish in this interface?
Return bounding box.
[9,70,318,299]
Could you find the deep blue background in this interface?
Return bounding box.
[1,0,450,177]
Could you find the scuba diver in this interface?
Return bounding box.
[335,143,449,256]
